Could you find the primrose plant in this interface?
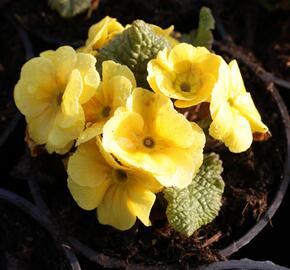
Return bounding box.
[14,8,268,236]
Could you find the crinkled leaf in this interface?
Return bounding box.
[48,0,91,18]
[181,7,215,49]
[164,153,224,237]
[96,20,171,88]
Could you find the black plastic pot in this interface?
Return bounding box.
[199,259,290,270]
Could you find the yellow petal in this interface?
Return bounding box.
[46,141,74,155]
[224,109,253,153]
[75,52,100,104]
[155,104,195,148]
[102,60,136,90]
[154,48,172,72]
[61,69,83,119]
[97,185,136,230]
[103,110,144,154]
[127,88,171,128]
[129,171,163,193]
[150,24,179,47]
[96,136,127,170]
[47,109,84,152]
[110,76,134,110]
[86,16,124,51]
[168,43,196,73]
[26,107,57,144]
[233,92,268,133]
[209,60,231,112]
[14,57,56,117]
[127,182,155,226]
[14,87,50,118]
[40,46,77,87]
[209,102,233,140]
[154,146,202,188]
[147,60,166,95]
[229,60,246,98]
[76,122,104,146]
[82,91,104,123]
[67,177,110,210]
[67,140,111,187]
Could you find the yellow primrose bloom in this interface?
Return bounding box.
[67,139,162,230]
[102,88,205,189]
[14,46,100,154]
[77,60,136,145]
[79,16,124,55]
[209,60,268,153]
[147,43,222,108]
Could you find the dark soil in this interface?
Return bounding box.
[0,0,289,269]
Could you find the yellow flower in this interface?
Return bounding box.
[77,60,136,145]
[79,16,124,55]
[209,60,268,153]
[147,43,222,108]
[150,24,179,47]
[14,46,100,154]
[67,139,162,230]
[102,88,205,189]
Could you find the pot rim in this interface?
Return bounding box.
[198,258,290,270]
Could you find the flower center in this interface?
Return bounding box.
[102,106,111,118]
[143,137,155,148]
[113,169,128,183]
[180,82,191,92]
[57,93,63,105]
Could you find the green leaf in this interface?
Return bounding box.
[181,7,215,49]
[163,153,224,237]
[96,20,171,88]
[48,0,91,18]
